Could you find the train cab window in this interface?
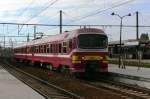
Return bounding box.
[78,34,108,49]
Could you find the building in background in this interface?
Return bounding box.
[108,39,150,59]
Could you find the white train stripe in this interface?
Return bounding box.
[14,53,70,58]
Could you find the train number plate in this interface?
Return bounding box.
[83,56,102,60]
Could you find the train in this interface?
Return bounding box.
[14,28,109,75]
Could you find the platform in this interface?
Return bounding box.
[108,64,150,79]
[0,66,45,99]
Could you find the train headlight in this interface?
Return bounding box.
[105,56,110,61]
[102,56,109,63]
[72,55,81,64]
[72,55,78,61]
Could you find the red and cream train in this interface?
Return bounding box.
[14,28,109,74]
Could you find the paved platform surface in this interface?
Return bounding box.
[0,67,45,99]
[108,64,150,79]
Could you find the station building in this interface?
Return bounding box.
[108,39,150,59]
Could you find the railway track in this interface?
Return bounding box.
[0,61,129,99]
[108,72,150,83]
[0,62,83,99]
[2,60,150,99]
[85,73,150,99]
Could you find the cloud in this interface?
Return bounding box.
[0,0,150,45]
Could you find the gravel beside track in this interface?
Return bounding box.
[0,62,83,99]
[2,61,126,99]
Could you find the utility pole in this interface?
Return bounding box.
[111,12,131,69]
[136,11,139,40]
[18,25,20,35]
[4,35,5,49]
[34,25,36,39]
[60,10,62,34]
[136,11,141,70]
[27,33,30,42]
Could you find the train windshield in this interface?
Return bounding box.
[78,34,107,49]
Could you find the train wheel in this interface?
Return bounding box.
[57,65,71,77]
[47,64,53,71]
[60,66,70,74]
[33,62,41,67]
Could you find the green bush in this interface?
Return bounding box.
[109,59,150,68]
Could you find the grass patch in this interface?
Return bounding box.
[109,59,150,68]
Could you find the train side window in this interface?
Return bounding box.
[59,43,62,53]
[51,44,53,53]
[55,44,57,53]
[33,46,37,53]
[38,46,40,53]
[39,46,41,53]
[34,46,38,53]
[62,42,67,53]
[33,46,35,53]
[41,45,43,53]
[63,47,67,53]
[50,44,52,53]
[69,40,72,49]
[44,45,46,53]
[46,44,49,53]
[54,44,56,53]
[36,46,38,53]
[57,43,59,53]
[43,45,45,53]
[48,44,51,53]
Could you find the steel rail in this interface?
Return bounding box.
[0,62,83,99]
[87,73,150,99]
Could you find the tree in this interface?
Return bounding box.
[140,33,149,41]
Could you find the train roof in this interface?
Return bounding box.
[14,28,106,48]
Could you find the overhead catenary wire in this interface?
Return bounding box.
[65,0,136,24]
[139,12,150,25]
[18,0,35,17]
[1,22,150,27]
[17,0,60,34]
[44,0,136,32]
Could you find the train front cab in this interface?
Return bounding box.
[70,33,109,74]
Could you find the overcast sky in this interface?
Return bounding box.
[0,0,150,46]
